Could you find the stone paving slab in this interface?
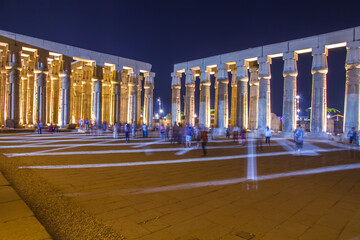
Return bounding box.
[0,172,52,240]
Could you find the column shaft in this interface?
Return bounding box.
[6,50,21,128]
[171,72,181,125]
[258,56,272,130]
[199,68,210,128]
[185,70,195,126]
[236,60,249,129]
[216,65,229,129]
[230,70,237,127]
[249,68,259,130]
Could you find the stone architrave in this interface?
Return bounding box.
[282,51,298,133]
[35,51,49,126]
[236,60,249,129]
[171,72,181,125]
[59,57,71,127]
[92,65,103,126]
[216,64,229,130]
[249,68,259,130]
[344,41,360,133]
[185,69,195,126]
[257,56,272,131]
[199,66,211,128]
[144,72,154,127]
[230,68,237,127]
[311,47,328,134]
[5,46,22,128]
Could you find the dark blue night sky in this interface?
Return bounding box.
[1,0,359,117]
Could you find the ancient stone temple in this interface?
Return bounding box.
[0,30,154,128]
[171,26,360,135]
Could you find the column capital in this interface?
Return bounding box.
[185,69,195,86]
[283,51,298,77]
[249,68,259,86]
[171,72,181,86]
[200,66,210,83]
[236,60,249,81]
[258,56,271,79]
[6,50,22,70]
[346,41,360,68]
[312,46,328,74]
[92,65,103,81]
[216,63,228,81]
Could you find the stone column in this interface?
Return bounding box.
[216,64,229,130]
[0,51,6,126]
[136,74,143,125]
[26,56,35,125]
[127,71,138,124]
[230,68,237,127]
[92,65,103,126]
[59,57,71,127]
[258,56,272,131]
[5,47,22,128]
[20,62,28,125]
[199,66,211,128]
[50,60,60,124]
[120,71,128,123]
[35,52,49,125]
[185,69,195,126]
[171,72,181,125]
[236,60,249,129]
[249,68,259,130]
[344,41,360,133]
[311,47,328,134]
[282,51,298,134]
[112,71,121,124]
[143,72,154,127]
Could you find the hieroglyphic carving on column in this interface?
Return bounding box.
[257,56,272,131]
[136,73,143,125]
[35,50,49,125]
[0,47,7,126]
[111,70,121,124]
[230,66,237,127]
[282,51,298,133]
[344,41,360,133]
[216,63,229,129]
[49,59,60,124]
[59,56,71,127]
[92,65,103,126]
[311,47,328,134]
[199,66,211,128]
[120,70,128,123]
[102,66,112,124]
[6,44,22,128]
[71,61,83,123]
[249,66,259,130]
[185,69,195,126]
[20,57,28,125]
[171,71,181,125]
[236,60,249,129]
[144,72,154,127]
[25,53,35,125]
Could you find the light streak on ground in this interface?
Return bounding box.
[60,163,360,197]
[247,137,257,180]
[18,147,345,169]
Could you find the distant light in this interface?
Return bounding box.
[297,109,300,112]
[160,109,163,113]
[296,95,300,99]
[194,114,197,118]
[327,114,330,119]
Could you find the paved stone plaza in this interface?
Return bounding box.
[0,132,360,239]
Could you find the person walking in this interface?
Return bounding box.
[294,124,305,154]
[347,127,357,146]
[125,124,130,143]
[185,124,193,148]
[200,128,208,156]
[160,125,165,139]
[265,126,272,146]
[37,122,42,134]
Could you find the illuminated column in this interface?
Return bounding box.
[92,65,103,126]
[249,67,259,130]
[0,52,6,126]
[59,57,71,127]
[344,41,360,133]
[171,72,181,125]
[120,71,128,123]
[216,64,229,129]
[199,66,211,128]
[127,71,138,124]
[20,61,28,125]
[230,68,237,127]
[311,47,328,134]
[282,51,298,133]
[82,69,92,122]
[101,71,111,124]
[26,55,35,125]
[185,69,195,126]
[257,56,272,131]
[6,47,22,128]
[112,71,121,123]
[236,60,249,129]
[136,74,143,125]
[35,52,49,125]
[144,72,154,126]
[49,60,60,124]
